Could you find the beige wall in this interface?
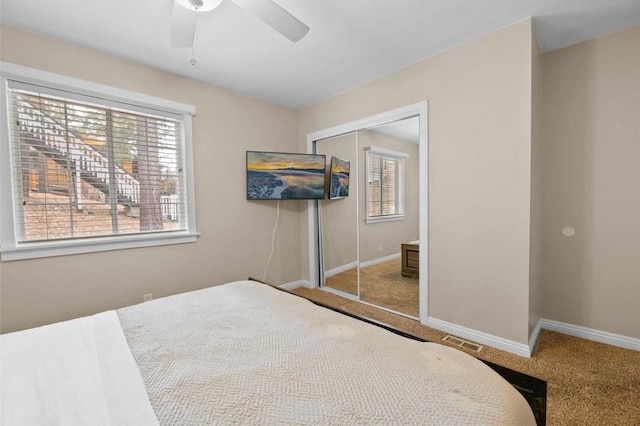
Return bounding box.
[528,27,544,341]
[0,25,302,333]
[6,18,635,346]
[299,20,535,345]
[542,24,640,339]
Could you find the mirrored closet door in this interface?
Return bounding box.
[357,119,420,317]
[316,117,420,318]
[316,132,358,297]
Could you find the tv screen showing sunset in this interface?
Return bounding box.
[247,151,326,200]
[329,156,350,199]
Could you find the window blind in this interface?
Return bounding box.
[6,81,188,243]
[366,149,405,219]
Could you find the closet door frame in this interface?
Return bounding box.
[306,101,429,322]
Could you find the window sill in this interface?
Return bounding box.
[365,215,406,224]
[0,232,199,261]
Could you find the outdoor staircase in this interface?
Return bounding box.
[15,98,140,207]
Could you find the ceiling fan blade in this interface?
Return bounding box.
[170,2,197,48]
[232,0,309,42]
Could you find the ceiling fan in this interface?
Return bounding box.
[170,0,309,48]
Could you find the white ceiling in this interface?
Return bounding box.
[1,0,639,109]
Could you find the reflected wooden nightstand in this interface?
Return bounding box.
[401,243,419,277]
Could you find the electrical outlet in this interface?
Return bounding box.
[143,293,153,302]
[378,244,383,252]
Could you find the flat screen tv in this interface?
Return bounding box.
[328,156,350,199]
[246,151,326,200]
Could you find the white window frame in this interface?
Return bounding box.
[364,146,408,224]
[0,62,198,261]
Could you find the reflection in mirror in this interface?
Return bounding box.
[357,118,420,317]
[315,118,420,317]
[316,132,358,296]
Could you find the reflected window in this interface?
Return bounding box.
[365,146,407,223]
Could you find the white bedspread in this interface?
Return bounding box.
[118,280,536,425]
[1,310,158,426]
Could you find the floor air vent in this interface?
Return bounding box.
[442,335,483,352]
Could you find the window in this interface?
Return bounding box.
[1,63,197,260]
[365,146,407,223]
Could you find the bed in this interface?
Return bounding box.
[1,280,539,425]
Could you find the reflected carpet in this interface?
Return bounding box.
[325,258,419,317]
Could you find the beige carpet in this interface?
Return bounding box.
[325,259,419,317]
[291,286,640,426]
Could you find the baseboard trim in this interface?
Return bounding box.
[360,253,401,269]
[325,262,357,278]
[540,319,640,352]
[324,254,400,277]
[286,283,639,353]
[528,318,544,354]
[279,280,311,291]
[424,316,531,358]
